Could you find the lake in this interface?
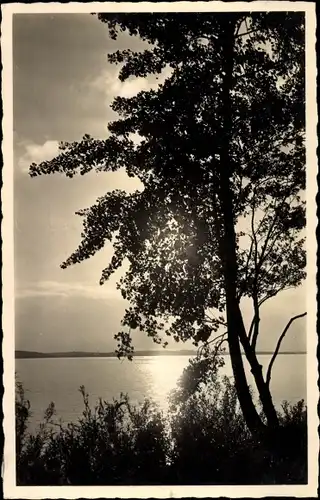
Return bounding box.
[16,354,306,433]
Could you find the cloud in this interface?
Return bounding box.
[16,280,122,300]
[89,64,173,102]
[16,140,60,174]
[86,65,173,137]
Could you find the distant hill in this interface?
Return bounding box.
[15,349,305,359]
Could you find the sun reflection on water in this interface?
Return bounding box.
[138,355,193,408]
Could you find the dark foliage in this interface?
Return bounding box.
[16,371,307,486]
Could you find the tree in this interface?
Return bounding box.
[30,12,306,438]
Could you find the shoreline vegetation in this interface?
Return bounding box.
[15,350,306,359]
[16,365,307,486]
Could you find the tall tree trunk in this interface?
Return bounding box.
[218,16,279,433]
[238,318,279,429]
[218,17,266,437]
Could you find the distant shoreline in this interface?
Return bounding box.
[15,350,306,359]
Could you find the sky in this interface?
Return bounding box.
[13,13,306,354]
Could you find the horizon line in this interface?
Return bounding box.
[15,348,307,356]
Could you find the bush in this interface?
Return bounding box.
[270,399,308,484]
[16,383,170,485]
[15,366,308,486]
[15,377,31,462]
[167,352,308,485]
[16,376,58,485]
[169,374,255,484]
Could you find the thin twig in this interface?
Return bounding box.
[205,312,227,327]
[238,236,254,301]
[197,331,227,358]
[258,288,281,307]
[208,331,228,346]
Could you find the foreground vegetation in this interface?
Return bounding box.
[16,363,307,486]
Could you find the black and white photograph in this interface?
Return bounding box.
[2,2,318,498]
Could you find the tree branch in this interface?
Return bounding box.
[248,287,282,343]
[257,228,282,271]
[245,196,289,348]
[205,311,227,327]
[255,195,289,273]
[208,331,228,346]
[266,312,307,387]
[197,331,227,358]
[247,315,256,344]
[237,199,275,303]
[258,288,282,307]
[237,236,254,301]
[235,28,261,39]
[251,295,260,351]
[248,286,295,343]
[249,195,261,350]
[251,199,259,269]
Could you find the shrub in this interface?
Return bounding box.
[15,376,57,484]
[15,365,308,485]
[16,384,170,485]
[15,377,31,462]
[168,354,307,485]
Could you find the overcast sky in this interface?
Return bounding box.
[13,13,306,353]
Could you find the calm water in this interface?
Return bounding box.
[16,354,306,433]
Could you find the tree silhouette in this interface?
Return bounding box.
[30,12,306,438]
